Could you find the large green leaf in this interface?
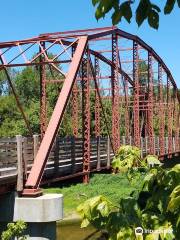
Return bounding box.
[144,155,162,166]
[81,218,90,228]
[111,9,122,25]
[167,185,180,213]
[164,0,176,14]
[119,1,132,23]
[136,0,150,26]
[148,9,159,29]
[145,233,159,240]
[97,201,110,217]
[177,0,180,7]
[92,0,100,6]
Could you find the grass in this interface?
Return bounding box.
[43,172,144,218]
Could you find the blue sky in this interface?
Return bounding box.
[1,0,180,87]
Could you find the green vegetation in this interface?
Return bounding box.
[92,0,180,29]
[43,172,145,218]
[0,58,112,137]
[76,146,180,239]
[77,165,180,239]
[112,145,161,172]
[1,220,27,240]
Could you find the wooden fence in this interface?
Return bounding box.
[0,136,113,182]
[0,135,179,186]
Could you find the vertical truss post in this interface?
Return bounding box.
[167,77,173,156]
[95,57,101,137]
[158,64,165,156]
[40,42,47,139]
[124,76,130,143]
[82,50,91,183]
[174,90,180,152]
[72,46,79,137]
[111,33,120,152]
[147,53,155,154]
[133,41,140,147]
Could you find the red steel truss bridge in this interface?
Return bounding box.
[0,26,179,196]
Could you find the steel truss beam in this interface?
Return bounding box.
[167,77,173,156]
[94,57,101,137]
[22,36,88,196]
[133,41,140,147]
[158,64,165,156]
[124,76,130,143]
[81,51,91,184]
[40,42,47,139]
[72,46,79,137]
[147,53,155,154]
[174,91,180,153]
[111,34,120,152]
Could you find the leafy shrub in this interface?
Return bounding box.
[112,145,161,172]
[1,220,27,240]
[77,165,180,240]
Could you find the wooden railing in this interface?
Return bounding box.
[0,135,179,190]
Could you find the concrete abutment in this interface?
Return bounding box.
[0,192,63,239]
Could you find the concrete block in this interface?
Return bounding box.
[14,194,63,222]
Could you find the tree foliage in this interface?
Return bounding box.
[92,0,180,29]
[0,58,68,136]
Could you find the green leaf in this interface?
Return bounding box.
[167,185,180,213]
[151,4,161,13]
[92,0,100,6]
[81,218,90,228]
[177,0,180,7]
[148,9,159,29]
[119,1,132,23]
[145,233,159,240]
[100,0,113,14]
[97,201,110,217]
[172,164,180,172]
[164,0,176,14]
[95,7,103,20]
[144,155,162,166]
[136,0,150,27]
[111,9,122,25]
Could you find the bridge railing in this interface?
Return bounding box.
[0,135,179,186]
[0,135,114,182]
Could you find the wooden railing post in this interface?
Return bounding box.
[33,134,39,158]
[96,136,101,170]
[145,136,148,155]
[165,137,168,154]
[107,136,111,168]
[156,136,160,155]
[16,135,23,192]
[129,136,132,146]
[172,137,175,153]
[122,136,126,145]
[140,137,143,158]
[71,136,76,173]
[54,136,59,176]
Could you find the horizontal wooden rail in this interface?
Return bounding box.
[0,135,179,194]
